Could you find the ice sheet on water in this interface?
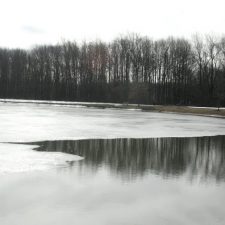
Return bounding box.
[0,102,225,174]
[0,143,82,174]
[0,102,225,143]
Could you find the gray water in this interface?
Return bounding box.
[1,136,225,225]
[1,103,225,225]
[31,136,225,182]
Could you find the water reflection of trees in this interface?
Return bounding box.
[31,136,225,181]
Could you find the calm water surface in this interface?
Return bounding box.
[1,136,225,225]
[32,136,225,182]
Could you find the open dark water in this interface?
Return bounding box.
[1,135,225,225]
[31,136,225,182]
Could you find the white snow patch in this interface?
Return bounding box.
[0,143,82,174]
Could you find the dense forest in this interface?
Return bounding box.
[0,34,225,106]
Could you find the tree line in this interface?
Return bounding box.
[0,34,225,106]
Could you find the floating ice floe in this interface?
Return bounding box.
[0,143,82,174]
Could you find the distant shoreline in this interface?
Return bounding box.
[1,99,225,119]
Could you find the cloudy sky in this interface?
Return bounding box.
[1,0,225,49]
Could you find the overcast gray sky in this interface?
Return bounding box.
[1,0,225,49]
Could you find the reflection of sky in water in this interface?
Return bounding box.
[1,156,225,225]
[0,136,225,225]
[1,104,225,225]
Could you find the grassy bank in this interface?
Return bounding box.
[150,105,225,118]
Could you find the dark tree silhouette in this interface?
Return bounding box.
[0,34,224,106]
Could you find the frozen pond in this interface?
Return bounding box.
[0,102,225,225]
[1,102,225,143]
